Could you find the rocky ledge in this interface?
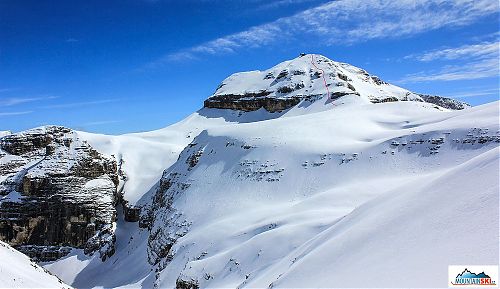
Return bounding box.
[0,126,119,261]
[204,93,303,112]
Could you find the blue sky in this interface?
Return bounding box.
[0,0,498,134]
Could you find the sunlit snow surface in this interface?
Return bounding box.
[44,99,499,288]
[0,241,71,288]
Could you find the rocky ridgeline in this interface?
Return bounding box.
[417,94,471,110]
[0,126,119,261]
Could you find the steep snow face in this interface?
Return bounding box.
[138,101,498,288]
[0,240,71,288]
[207,54,422,107]
[77,112,233,207]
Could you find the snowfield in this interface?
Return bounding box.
[46,99,499,288]
[3,54,498,288]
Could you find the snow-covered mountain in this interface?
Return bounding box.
[0,240,71,288]
[205,54,468,112]
[1,54,498,288]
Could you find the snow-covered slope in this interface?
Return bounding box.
[145,101,498,288]
[0,240,71,288]
[260,146,498,288]
[77,54,470,209]
[45,100,498,288]
[5,54,494,288]
[76,112,233,207]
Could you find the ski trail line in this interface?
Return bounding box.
[310,54,330,100]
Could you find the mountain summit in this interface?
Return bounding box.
[204,54,468,112]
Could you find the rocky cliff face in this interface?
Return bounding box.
[204,94,303,112]
[0,126,119,261]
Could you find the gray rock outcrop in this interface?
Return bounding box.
[0,126,119,261]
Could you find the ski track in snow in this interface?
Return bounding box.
[310,54,330,100]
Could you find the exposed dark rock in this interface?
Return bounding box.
[370,75,388,85]
[370,96,399,103]
[277,86,294,94]
[312,71,322,79]
[123,202,141,222]
[263,72,274,80]
[176,277,199,289]
[337,72,349,81]
[276,70,288,80]
[417,94,471,110]
[0,126,119,261]
[292,70,306,75]
[15,245,72,262]
[186,149,203,170]
[204,94,302,112]
[331,91,360,100]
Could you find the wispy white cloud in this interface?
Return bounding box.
[147,0,498,66]
[0,96,59,107]
[441,88,499,99]
[400,39,499,83]
[406,40,499,62]
[400,58,498,82]
[83,120,122,126]
[0,111,33,117]
[256,0,320,10]
[41,99,120,109]
[0,88,17,93]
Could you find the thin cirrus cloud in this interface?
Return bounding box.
[83,120,122,126]
[0,96,59,107]
[0,111,33,117]
[400,40,499,83]
[256,0,321,10]
[405,40,499,62]
[40,99,120,109]
[442,88,499,99]
[147,0,498,66]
